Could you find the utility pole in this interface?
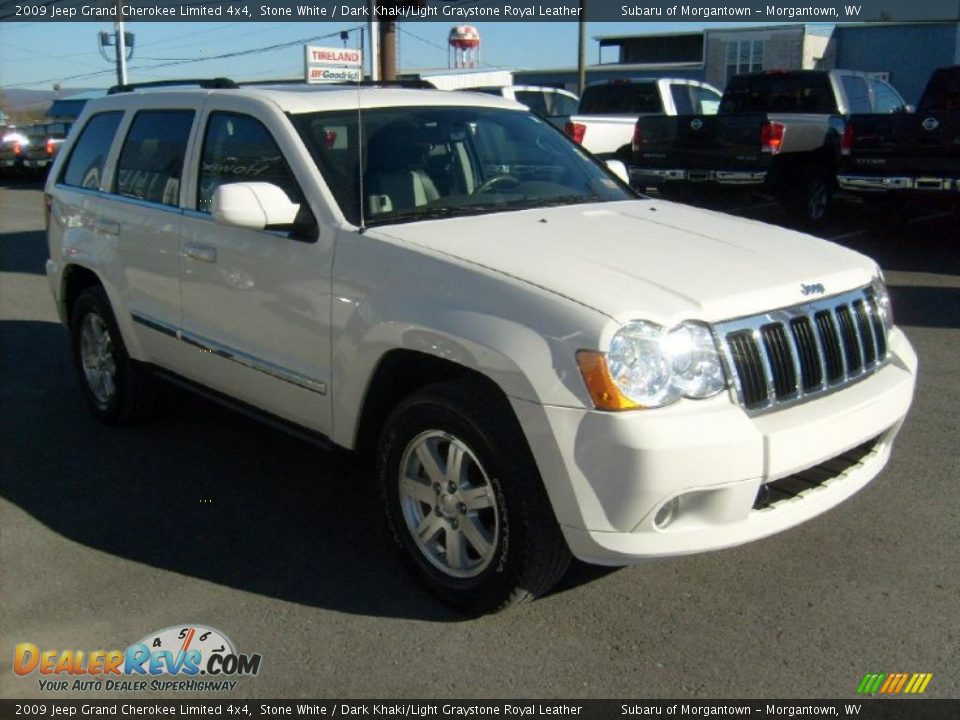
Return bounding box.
[577,0,586,95]
[379,20,397,81]
[369,0,379,81]
[114,0,128,86]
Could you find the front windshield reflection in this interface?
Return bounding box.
[294,106,635,226]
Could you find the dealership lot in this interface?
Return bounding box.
[1,182,957,698]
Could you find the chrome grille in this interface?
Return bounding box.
[714,286,890,414]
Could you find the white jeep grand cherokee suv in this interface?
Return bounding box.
[45,80,916,613]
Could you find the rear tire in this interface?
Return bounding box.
[785,172,832,227]
[377,378,571,614]
[70,286,157,425]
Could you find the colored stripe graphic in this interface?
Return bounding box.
[858,672,932,694]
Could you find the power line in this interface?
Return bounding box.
[3,26,366,89]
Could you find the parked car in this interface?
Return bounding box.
[563,78,722,159]
[23,122,71,177]
[631,70,909,224]
[45,79,915,613]
[466,85,579,130]
[0,126,29,176]
[838,66,960,230]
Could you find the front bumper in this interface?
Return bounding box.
[838,174,960,193]
[631,167,768,187]
[512,328,916,565]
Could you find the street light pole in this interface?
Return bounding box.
[577,0,586,95]
[114,0,128,86]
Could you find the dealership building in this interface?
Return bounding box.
[512,22,960,104]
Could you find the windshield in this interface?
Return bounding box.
[293,106,634,227]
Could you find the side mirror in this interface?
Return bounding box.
[212,182,301,231]
[903,104,915,114]
[605,159,630,185]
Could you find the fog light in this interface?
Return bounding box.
[654,497,679,529]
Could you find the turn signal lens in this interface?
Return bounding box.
[576,350,642,411]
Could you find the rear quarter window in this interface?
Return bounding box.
[59,111,123,190]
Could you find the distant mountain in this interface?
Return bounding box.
[0,88,100,112]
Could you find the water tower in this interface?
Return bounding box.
[448,26,480,69]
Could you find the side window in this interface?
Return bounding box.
[115,110,194,206]
[60,112,123,190]
[694,86,722,115]
[551,93,579,117]
[198,112,302,213]
[670,85,694,115]
[869,79,905,113]
[841,76,871,113]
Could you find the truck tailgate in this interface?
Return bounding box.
[633,114,770,172]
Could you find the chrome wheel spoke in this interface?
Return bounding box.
[461,485,493,511]
[415,442,446,486]
[402,476,436,506]
[445,442,467,487]
[445,527,466,570]
[460,515,492,558]
[416,513,444,544]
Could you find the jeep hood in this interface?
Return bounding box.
[373,199,879,325]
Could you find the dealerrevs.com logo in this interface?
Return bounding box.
[13,625,262,692]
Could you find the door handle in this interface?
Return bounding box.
[184,243,217,263]
[94,219,120,235]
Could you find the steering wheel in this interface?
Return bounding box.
[474,174,520,194]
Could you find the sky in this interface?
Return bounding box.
[0,20,804,92]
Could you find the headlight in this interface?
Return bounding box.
[577,320,728,410]
[871,275,894,330]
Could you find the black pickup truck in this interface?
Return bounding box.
[631,70,909,225]
[838,66,960,227]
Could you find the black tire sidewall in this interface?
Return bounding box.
[378,391,530,613]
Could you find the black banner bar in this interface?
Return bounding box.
[1,0,958,23]
[1,700,960,720]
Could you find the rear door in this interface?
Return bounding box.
[97,104,197,369]
[178,99,334,434]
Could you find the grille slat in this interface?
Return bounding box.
[815,310,845,383]
[853,300,877,366]
[717,287,890,415]
[790,317,823,390]
[727,331,767,409]
[836,305,863,374]
[761,323,797,400]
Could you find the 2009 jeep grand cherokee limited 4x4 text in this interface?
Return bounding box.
[45,80,916,613]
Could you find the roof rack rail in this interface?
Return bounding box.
[359,79,437,89]
[236,78,437,90]
[107,78,238,95]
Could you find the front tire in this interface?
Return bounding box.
[70,286,157,424]
[377,378,571,614]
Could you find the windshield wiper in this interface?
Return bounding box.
[365,204,506,226]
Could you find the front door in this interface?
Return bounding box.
[178,107,334,435]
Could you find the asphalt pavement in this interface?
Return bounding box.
[1,182,957,700]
